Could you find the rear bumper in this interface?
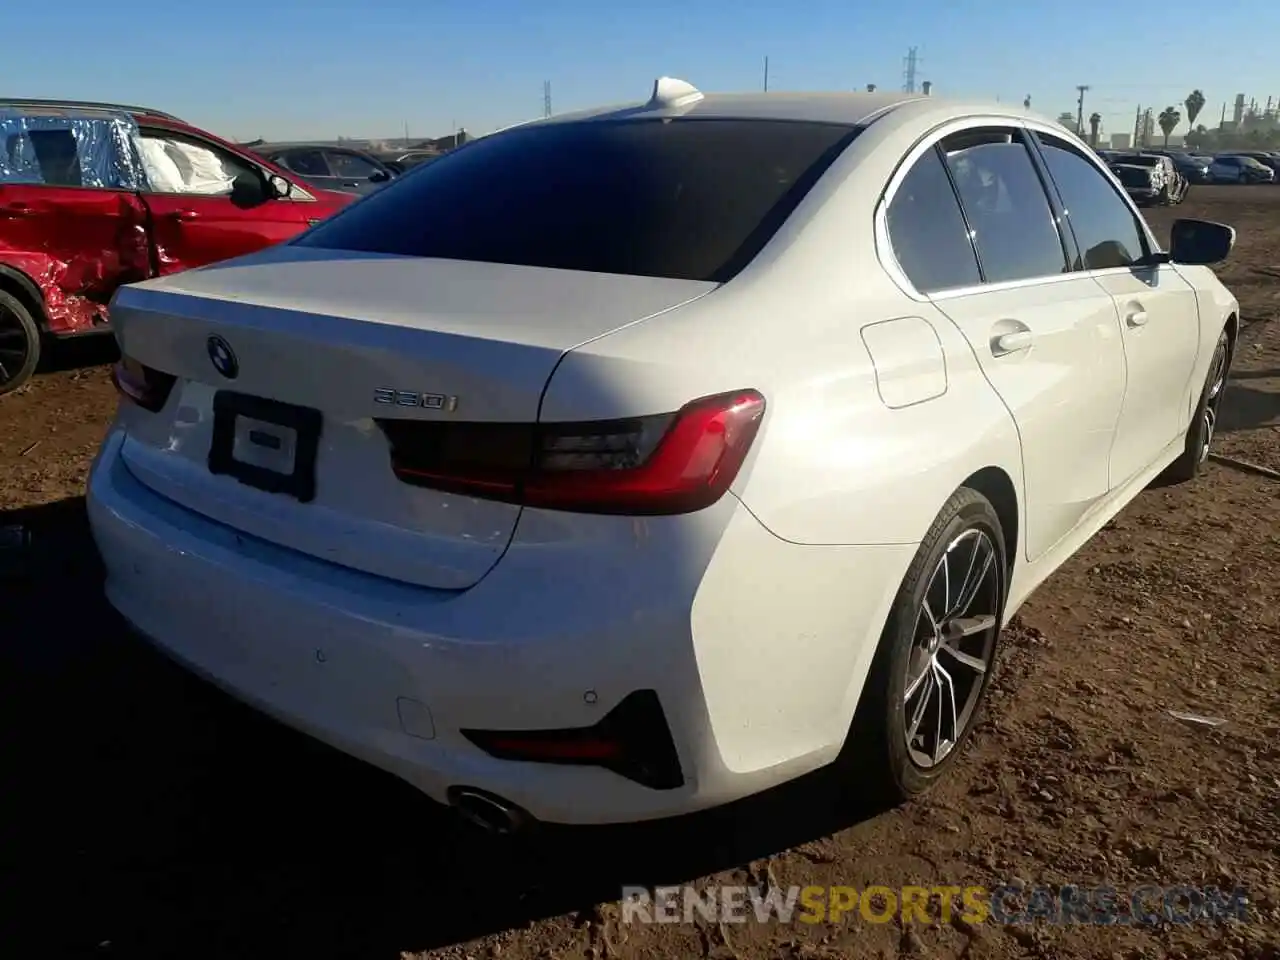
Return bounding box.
[87,427,912,824]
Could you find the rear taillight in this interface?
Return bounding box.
[377,389,765,515]
[111,355,176,413]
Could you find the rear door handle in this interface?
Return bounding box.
[169,210,199,222]
[1125,309,1149,328]
[992,330,1034,356]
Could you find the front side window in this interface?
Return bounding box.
[1037,134,1150,270]
[297,118,860,282]
[941,129,1068,284]
[886,146,981,293]
[138,130,253,196]
[326,151,382,179]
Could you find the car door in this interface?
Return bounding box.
[137,128,312,275]
[322,149,391,194]
[0,126,151,332]
[888,125,1127,563]
[1033,131,1201,486]
[273,148,345,194]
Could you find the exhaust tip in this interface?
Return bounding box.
[447,786,531,836]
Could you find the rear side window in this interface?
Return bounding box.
[297,119,860,282]
[886,147,981,293]
[942,129,1068,284]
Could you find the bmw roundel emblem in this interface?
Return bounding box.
[207,335,238,379]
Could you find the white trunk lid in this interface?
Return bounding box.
[111,248,714,590]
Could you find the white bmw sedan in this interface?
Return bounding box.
[88,78,1239,832]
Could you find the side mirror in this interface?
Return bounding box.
[267,173,293,199]
[1169,218,1235,265]
[369,169,391,183]
[230,171,269,208]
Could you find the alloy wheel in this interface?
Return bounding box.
[903,528,1001,769]
[1199,340,1230,464]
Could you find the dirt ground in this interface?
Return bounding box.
[2,186,1277,960]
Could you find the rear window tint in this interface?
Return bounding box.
[296,118,859,282]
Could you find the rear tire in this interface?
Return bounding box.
[1160,329,1231,484]
[838,487,1008,805]
[0,290,41,397]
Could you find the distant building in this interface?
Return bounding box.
[1109,133,1131,150]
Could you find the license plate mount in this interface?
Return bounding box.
[208,391,322,503]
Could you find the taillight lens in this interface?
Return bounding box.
[377,389,765,515]
[111,355,177,413]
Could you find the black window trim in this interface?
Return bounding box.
[932,142,987,283]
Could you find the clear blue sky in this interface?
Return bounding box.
[8,0,1277,142]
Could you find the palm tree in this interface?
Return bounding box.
[1158,106,1182,146]
[1184,89,1206,130]
[1088,112,1102,146]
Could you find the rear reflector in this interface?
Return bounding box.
[111,354,177,413]
[461,690,685,790]
[377,389,765,515]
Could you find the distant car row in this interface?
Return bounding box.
[1094,146,1277,207]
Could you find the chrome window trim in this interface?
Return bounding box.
[875,114,1164,300]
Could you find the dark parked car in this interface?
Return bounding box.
[1229,151,1280,179]
[1209,155,1276,184]
[253,143,398,196]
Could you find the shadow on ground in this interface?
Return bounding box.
[2,497,890,959]
[37,333,120,376]
[1219,364,1280,435]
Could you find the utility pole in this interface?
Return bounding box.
[403,121,409,147]
[1075,85,1090,134]
[1133,105,1141,146]
[543,80,552,118]
[763,56,769,92]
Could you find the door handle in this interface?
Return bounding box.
[1125,309,1149,328]
[992,330,1034,356]
[168,210,199,222]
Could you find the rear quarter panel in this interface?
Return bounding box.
[541,114,1024,549]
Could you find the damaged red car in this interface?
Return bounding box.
[0,99,354,394]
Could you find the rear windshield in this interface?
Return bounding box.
[1113,166,1151,186]
[295,118,860,282]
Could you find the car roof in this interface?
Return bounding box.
[0,97,182,123]
[512,77,1041,133]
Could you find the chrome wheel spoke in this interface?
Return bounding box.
[948,537,988,618]
[906,670,935,743]
[939,637,990,673]
[904,657,931,701]
[933,661,958,763]
[945,613,997,641]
